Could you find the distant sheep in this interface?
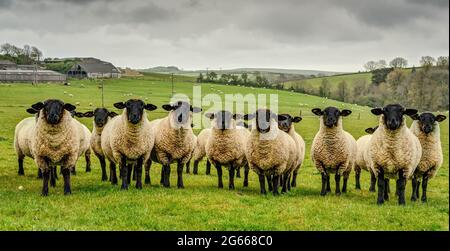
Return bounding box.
[311,107,356,196]
[409,112,446,202]
[367,104,421,205]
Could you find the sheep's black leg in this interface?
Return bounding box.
[281,172,289,193]
[421,173,428,203]
[127,164,133,185]
[41,168,50,196]
[160,166,165,185]
[177,161,184,189]
[266,175,273,192]
[228,165,235,190]
[326,175,331,192]
[163,164,171,188]
[98,155,107,181]
[18,157,24,176]
[37,168,43,179]
[335,174,341,195]
[50,165,56,188]
[272,174,280,196]
[384,179,390,201]
[369,171,376,192]
[355,167,361,190]
[411,176,418,201]
[193,160,199,175]
[377,170,385,205]
[144,160,151,185]
[120,157,128,190]
[71,166,76,175]
[110,162,118,185]
[342,176,348,193]
[135,157,143,189]
[236,167,241,178]
[132,163,136,181]
[287,174,292,191]
[206,160,211,175]
[185,160,190,174]
[243,164,249,187]
[291,170,298,188]
[397,170,406,205]
[320,173,327,196]
[258,173,266,195]
[216,164,223,188]
[62,167,72,195]
[85,150,91,172]
[416,180,421,200]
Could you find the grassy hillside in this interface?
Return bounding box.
[283,72,372,92]
[0,74,448,230]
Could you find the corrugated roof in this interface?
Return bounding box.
[70,58,120,73]
[0,60,16,65]
[0,69,65,75]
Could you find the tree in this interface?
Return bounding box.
[436,56,449,68]
[364,61,378,71]
[337,80,349,102]
[241,73,248,84]
[196,73,204,83]
[31,46,43,62]
[376,59,387,69]
[389,57,408,68]
[371,67,394,85]
[207,71,217,82]
[319,78,331,97]
[0,43,14,56]
[420,56,436,67]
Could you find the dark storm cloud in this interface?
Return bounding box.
[0,0,447,71]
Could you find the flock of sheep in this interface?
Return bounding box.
[13,98,446,205]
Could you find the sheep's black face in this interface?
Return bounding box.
[125,100,145,124]
[94,108,110,127]
[413,113,447,134]
[162,101,201,126]
[371,104,417,131]
[256,109,275,134]
[323,107,341,128]
[216,110,233,130]
[31,99,76,125]
[277,114,302,132]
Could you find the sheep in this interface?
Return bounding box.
[188,128,212,175]
[354,126,378,192]
[409,112,446,202]
[244,108,297,195]
[80,108,118,182]
[144,101,201,188]
[14,116,37,177]
[101,99,157,190]
[28,99,81,196]
[367,104,421,205]
[276,113,305,191]
[70,118,92,174]
[310,107,357,196]
[204,111,250,189]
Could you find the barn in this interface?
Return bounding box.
[67,58,121,79]
[0,69,67,83]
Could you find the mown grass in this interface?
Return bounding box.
[0,74,448,230]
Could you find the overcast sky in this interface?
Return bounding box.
[0,0,448,72]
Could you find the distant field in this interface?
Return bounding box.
[283,72,372,91]
[0,73,448,230]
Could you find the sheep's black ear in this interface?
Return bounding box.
[436,115,447,122]
[108,111,118,117]
[144,104,157,111]
[162,104,173,111]
[26,108,39,114]
[311,108,322,116]
[340,109,352,117]
[243,113,255,120]
[31,102,44,111]
[410,114,419,120]
[233,114,244,120]
[63,103,76,111]
[114,102,126,109]
[292,116,302,123]
[83,111,94,117]
[365,127,376,134]
[404,108,418,117]
[190,106,202,113]
[371,108,383,116]
[205,113,215,119]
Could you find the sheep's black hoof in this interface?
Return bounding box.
[102,175,108,182]
[377,198,384,205]
[411,195,417,202]
[384,194,389,201]
[243,181,248,187]
[18,170,25,176]
[335,192,341,196]
[121,184,128,190]
[369,187,376,193]
[421,197,427,203]
[41,190,48,196]
[355,185,360,190]
[273,191,280,196]
[228,185,235,190]
[320,191,327,196]
[398,200,406,206]
[64,190,71,195]
[86,167,91,173]
[218,184,223,189]
[144,176,150,184]
[177,184,184,189]
[136,183,142,190]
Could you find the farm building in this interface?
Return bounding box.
[67,58,121,79]
[0,69,66,83]
[0,60,17,70]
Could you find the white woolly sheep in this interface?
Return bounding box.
[81,108,118,182]
[188,128,212,175]
[354,126,378,192]
[277,113,305,191]
[311,107,357,196]
[29,99,81,196]
[101,99,157,190]
[244,108,297,195]
[205,111,250,189]
[409,112,446,202]
[144,101,201,188]
[14,116,37,177]
[367,104,421,205]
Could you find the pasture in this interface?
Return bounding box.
[0,74,448,230]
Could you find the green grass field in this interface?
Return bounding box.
[0,74,448,230]
[283,72,372,91]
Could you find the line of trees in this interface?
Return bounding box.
[197,71,275,88]
[0,42,43,65]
